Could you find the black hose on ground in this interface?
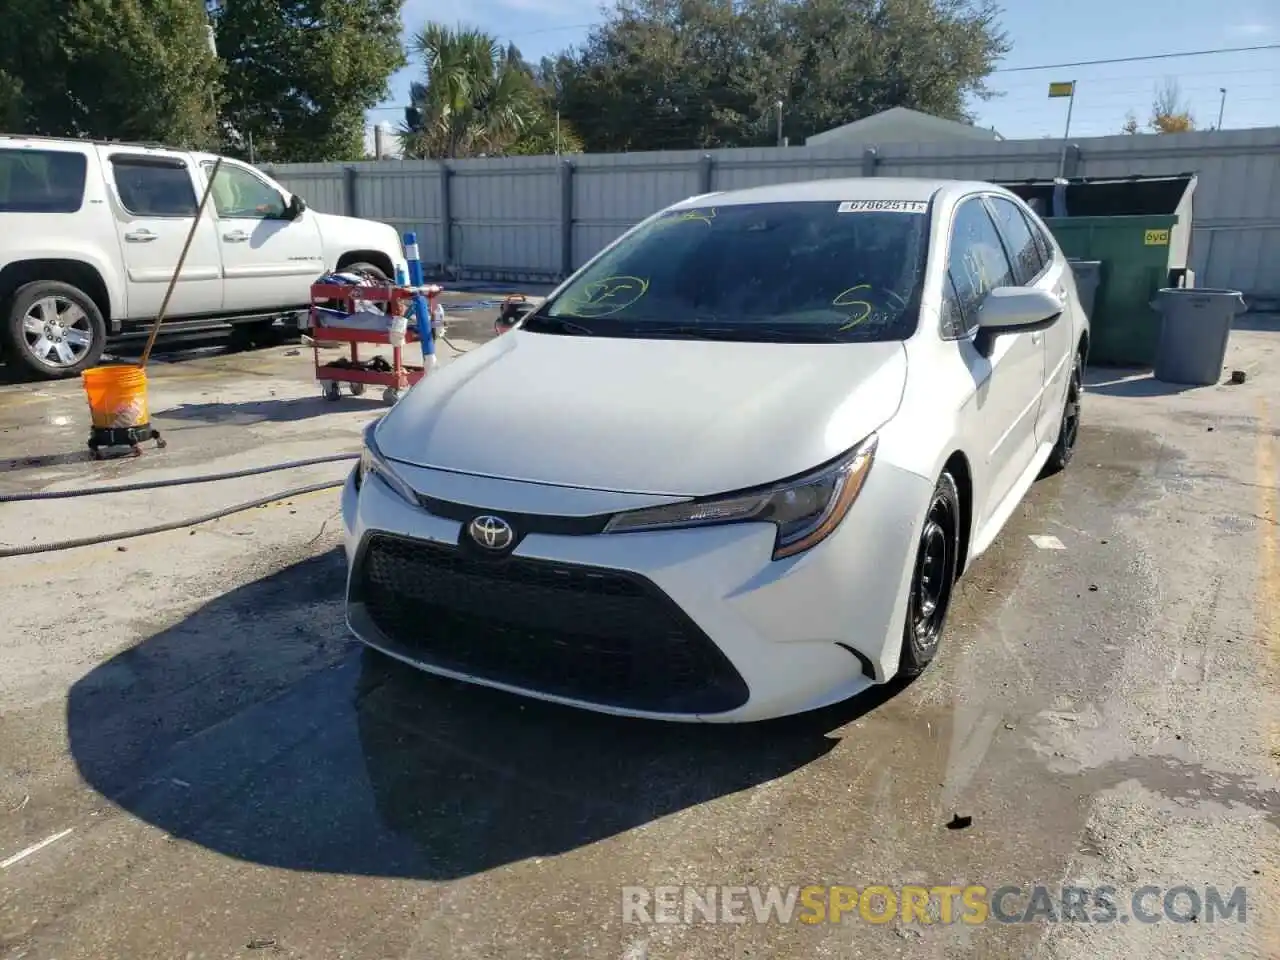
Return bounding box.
[0,453,357,503]
[0,480,344,558]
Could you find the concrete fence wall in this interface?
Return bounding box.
[265,127,1280,297]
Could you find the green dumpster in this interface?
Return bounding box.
[998,175,1197,366]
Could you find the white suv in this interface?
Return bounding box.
[0,136,409,378]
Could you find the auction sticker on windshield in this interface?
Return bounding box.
[838,200,928,213]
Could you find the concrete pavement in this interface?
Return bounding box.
[0,313,1276,959]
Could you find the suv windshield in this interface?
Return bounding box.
[527,199,930,343]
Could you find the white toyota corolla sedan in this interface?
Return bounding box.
[342,177,1089,722]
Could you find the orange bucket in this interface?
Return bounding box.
[82,365,150,429]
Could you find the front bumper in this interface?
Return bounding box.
[340,460,928,723]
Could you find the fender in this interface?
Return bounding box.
[1,246,125,329]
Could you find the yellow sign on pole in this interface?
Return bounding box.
[1048,81,1075,98]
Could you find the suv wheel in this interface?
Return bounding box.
[340,261,389,282]
[4,281,106,379]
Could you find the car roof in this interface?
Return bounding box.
[670,176,1005,210]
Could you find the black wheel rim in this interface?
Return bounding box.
[1061,361,1082,452]
[909,496,957,655]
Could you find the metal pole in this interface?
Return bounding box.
[1057,85,1076,178]
[248,131,255,165]
[1216,88,1226,130]
[776,100,783,147]
[374,124,385,159]
[556,110,561,157]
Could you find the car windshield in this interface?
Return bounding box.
[527,199,930,343]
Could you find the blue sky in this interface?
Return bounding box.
[371,0,1279,140]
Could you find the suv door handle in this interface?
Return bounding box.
[124,229,157,243]
[223,230,249,243]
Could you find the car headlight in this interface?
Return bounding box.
[603,435,877,559]
[357,420,419,505]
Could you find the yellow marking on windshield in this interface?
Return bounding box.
[563,275,650,317]
[834,285,874,331]
[661,208,717,227]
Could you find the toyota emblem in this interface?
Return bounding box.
[468,515,515,552]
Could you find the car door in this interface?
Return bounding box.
[942,196,1047,530]
[199,160,325,313]
[985,194,1073,444]
[104,152,223,319]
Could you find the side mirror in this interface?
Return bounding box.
[287,194,306,219]
[976,286,1063,340]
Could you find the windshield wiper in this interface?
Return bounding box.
[642,325,842,343]
[521,315,595,336]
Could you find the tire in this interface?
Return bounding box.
[1043,351,1083,476]
[899,471,962,678]
[340,261,390,282]
[228,318,286,351]
[323,261,390,316]
[4,280,106,379]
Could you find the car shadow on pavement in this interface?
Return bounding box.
[1085,369,1196,398]
[66,549,890,881]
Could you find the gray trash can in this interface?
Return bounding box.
[1068,259,1102,320]
[1150,288,1248,386]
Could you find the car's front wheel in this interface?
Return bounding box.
[3,280,106,379]
[899,471,961,677]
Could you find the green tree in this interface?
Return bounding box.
[399,26,564,159]
[551,0,1009,153]
[216,0,406,162]
[1,0,220,147]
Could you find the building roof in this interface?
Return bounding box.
[805,107,1003,147]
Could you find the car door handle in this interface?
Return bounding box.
[223,230,250,243]
[124,229,157,243]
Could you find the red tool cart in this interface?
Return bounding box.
[307,280,442,404]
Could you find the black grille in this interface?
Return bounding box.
[353,534,750,715]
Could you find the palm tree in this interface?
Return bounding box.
[400,25,543,159]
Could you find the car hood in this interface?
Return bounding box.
[377,331,908,497]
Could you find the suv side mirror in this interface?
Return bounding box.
[287,194,307,219]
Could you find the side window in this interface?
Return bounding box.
[939,273,967,340]
[944,197,1016,336]
[203,162,287,219]
[1023,208,1054,267]
[111,158,197,217]
[0,149,87,213]
[987,196,1044,284]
